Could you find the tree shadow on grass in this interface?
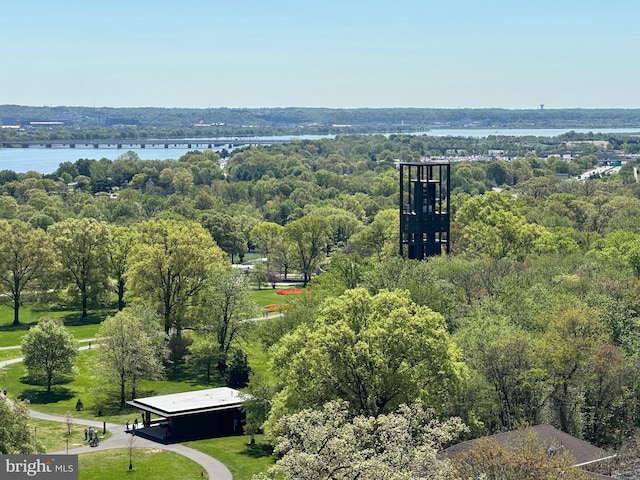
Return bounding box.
[0,321,36,332]
[240,442,273,459]
[62,310,113,328]
[19,386,75,405]
[165,362,225,387]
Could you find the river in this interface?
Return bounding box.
[1,128,638,174]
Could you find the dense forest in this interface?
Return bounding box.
[2,132,640,477]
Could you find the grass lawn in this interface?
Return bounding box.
[30,417,112,453]
[3,349,225,424]
[78,448,207,480]
[250,287,284,309]
[249,283,304,309]
[186,434,274,480]
[0,346,21,362]
[0,304,114,347]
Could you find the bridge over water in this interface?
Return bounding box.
[0,138,291,149]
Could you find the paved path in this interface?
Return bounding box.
[1,346,233,480]
[35,411,232,480]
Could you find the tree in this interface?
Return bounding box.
[49,217,110,319]
[189,334,219,382]
[452,432,588,480]
[94,306,166,405]
[242,376,277,444]
[284,214,331,286]
[255,400,466,480]
[200,211,247,263]
[456,317,544,431]
[536,299,609,435]
[250,261,268,290]
[21,319,78,392]
[347,209,399,259]
[270,236,295,280]
[267,288,466,431]
[456,193,547,260]
[0,396,44,454]
[107,225,136,311]
[128,218,226,336]
[0,221,53,325]
[250,221,283,256]
[196,268,257,369]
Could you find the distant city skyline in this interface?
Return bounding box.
[3,0,639,109]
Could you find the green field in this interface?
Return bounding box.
[0,304,114,347]
[78,449,207,480]
[29,417,111,453]
[186,435,274,480]
[2,350,219,424]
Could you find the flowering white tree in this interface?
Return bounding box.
[254,400,466,480]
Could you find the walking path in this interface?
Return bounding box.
[34,411,232,479]
[0,345,233,480]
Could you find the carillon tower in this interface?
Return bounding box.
[399,161,450,259]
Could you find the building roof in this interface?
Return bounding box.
[444,424,614,467]
[126,387,249,418]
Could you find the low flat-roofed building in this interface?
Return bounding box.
[126,387,249,443]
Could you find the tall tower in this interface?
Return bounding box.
[399,161,450,259]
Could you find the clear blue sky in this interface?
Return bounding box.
[3,0,639,109]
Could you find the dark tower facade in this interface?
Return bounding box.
[399,161,450,259]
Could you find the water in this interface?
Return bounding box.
[1,129,639,174]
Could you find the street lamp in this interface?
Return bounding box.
[128,432,134,471]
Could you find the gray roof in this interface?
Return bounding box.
[444,424,614,467]
[126,387,249,418]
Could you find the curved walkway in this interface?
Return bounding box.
[33,411,232,479]
[0,346,233,480]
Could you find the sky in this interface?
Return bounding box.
[2,0,639,109]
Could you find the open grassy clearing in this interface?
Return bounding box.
[29,417,112,453]
[185,434,273,480]
[2,350,222,424]
[78,448,207,480]
[0,304,114,347]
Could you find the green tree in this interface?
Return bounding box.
[172,168,194,196]
[21,319,78,392]
[250,221,284,256]
[49,217,110,319]
[456,193,547,260]
[0,221,53,325]
[256,400,465,480]
[348,208,399,259]
[200,211,247,263]
[267,288,466,431]
[0,396,44,454]
[196,269,257,369]
[536,299,609,435]
[107,225,136,311]
[94,306,166,405]
[128,218,226,336]
[250,261,268,290]
[242,376,277,444]
[284,214,331,286]
[189,334,219,382]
